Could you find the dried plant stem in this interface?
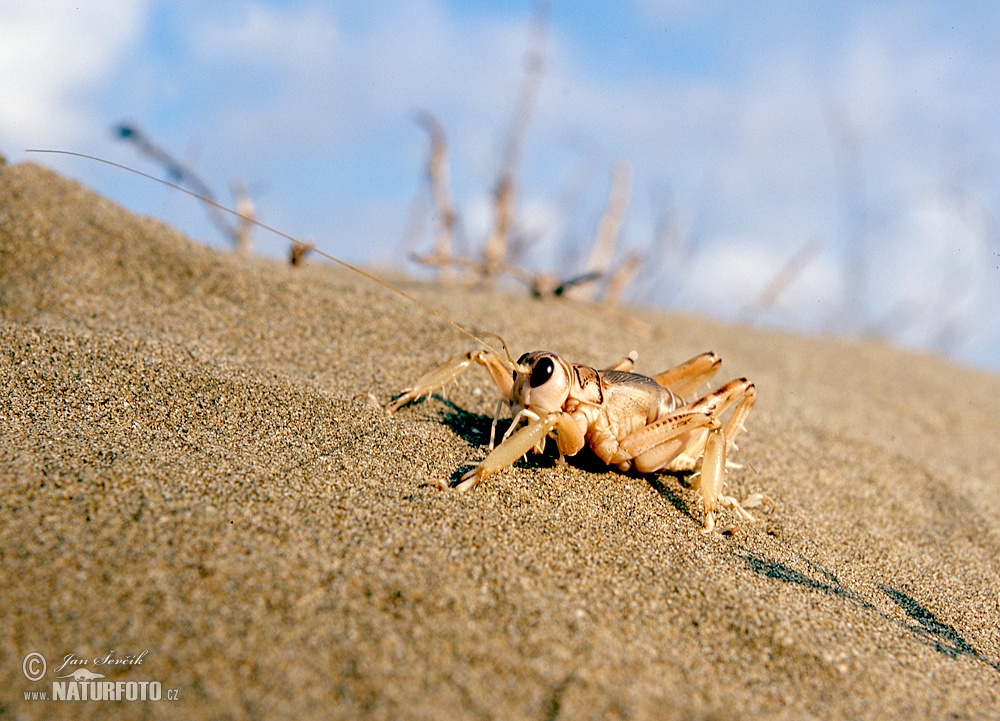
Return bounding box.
[483,0,549,278]
[602,252,642,308]
[230,178,256,256]
[568,160,632,302]
[483,176,514,277]
[740,237,823,324]
[415,112,457,280]
[115,123,255,254]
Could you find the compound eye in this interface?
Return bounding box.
[529,357,555,388]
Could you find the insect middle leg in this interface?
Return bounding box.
[674,377,757,464]
[677,378,758,531]
[385,349,513,413]
[652,352,722,399]
[602,350,639,372]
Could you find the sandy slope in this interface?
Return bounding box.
[1,159,998,720]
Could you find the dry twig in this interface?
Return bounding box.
[115,123,256,255]
[483,0,549,278]
[568,160,632,301]
[739,237,823,324]
[414,112,457,279]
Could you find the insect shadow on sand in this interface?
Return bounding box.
[742,553,1000,674]
[431,398,556,484]
[435,399,496,448]
[878,585,997,667]
[643,474,695,522]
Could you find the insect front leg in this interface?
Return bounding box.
[489,398,511,449]
[385,349,513,413]
[454,411,584,492]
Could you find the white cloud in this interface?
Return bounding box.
[190,2,337,65]
[0,0,148,149]
[674,238,842,327]
[867,190,997,352]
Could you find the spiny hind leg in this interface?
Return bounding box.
[690,377,756,447]
[615,412,730,531]
[616,412,715,473]
[683,379,761,532]
[668,378,757,470]
[385,349,513,413]
[622,378,760,531]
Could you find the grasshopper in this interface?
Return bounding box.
[29,149,766,533]
[387,345,760,533]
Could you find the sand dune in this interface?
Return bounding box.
[1,158,998,719]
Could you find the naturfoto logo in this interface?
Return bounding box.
[21,650,180,703]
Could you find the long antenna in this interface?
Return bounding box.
[26,148,514,367]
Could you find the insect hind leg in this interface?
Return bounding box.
[627,378,760,532]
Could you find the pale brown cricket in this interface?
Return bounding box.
[29,150,769,533]
[387,345,764,533]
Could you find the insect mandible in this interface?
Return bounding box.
[30,149,767,533]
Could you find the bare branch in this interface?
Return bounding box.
[414,112,457,280]
[739,237,823,324]
[483,0,549,278]
[601,252,643,308]
[115,123,254,253]
[483,175,515,277]
[564,160,632,302]
[230,178,255,256]
[578,161,633,301]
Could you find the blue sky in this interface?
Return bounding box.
[2,0,999,369]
